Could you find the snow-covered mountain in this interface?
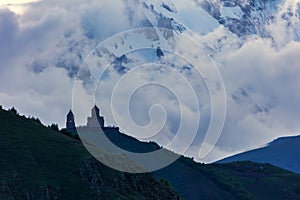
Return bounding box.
[198,0,300,47]
[123,0,300,48]
[217,134,300,174]
[30,0,300,77]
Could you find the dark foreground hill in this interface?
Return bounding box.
[0,107,180,200]
[98,128,300,200]
[1,107,300,200]
[217,135,300,174]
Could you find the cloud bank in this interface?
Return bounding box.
[0,0,300,162]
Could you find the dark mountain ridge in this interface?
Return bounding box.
[218,134,300,174]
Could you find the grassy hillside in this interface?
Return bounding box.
[168,157,300,200]
[213,161,300,200]
[79,122,300,200]
[0,107,180,199]
[171,158,300,200]
[86,115,300,200]
[1,106,300,200]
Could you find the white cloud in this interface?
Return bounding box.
[0,0,132,127]
[0,0,300,164]
[0,67,74,127]
[201,39,300,162]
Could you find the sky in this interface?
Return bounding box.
[1,0,300,163]
[0,0,40,14]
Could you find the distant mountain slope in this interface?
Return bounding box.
[0,107,180,200]
[2,106,300,200]
[217,135,300,174]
